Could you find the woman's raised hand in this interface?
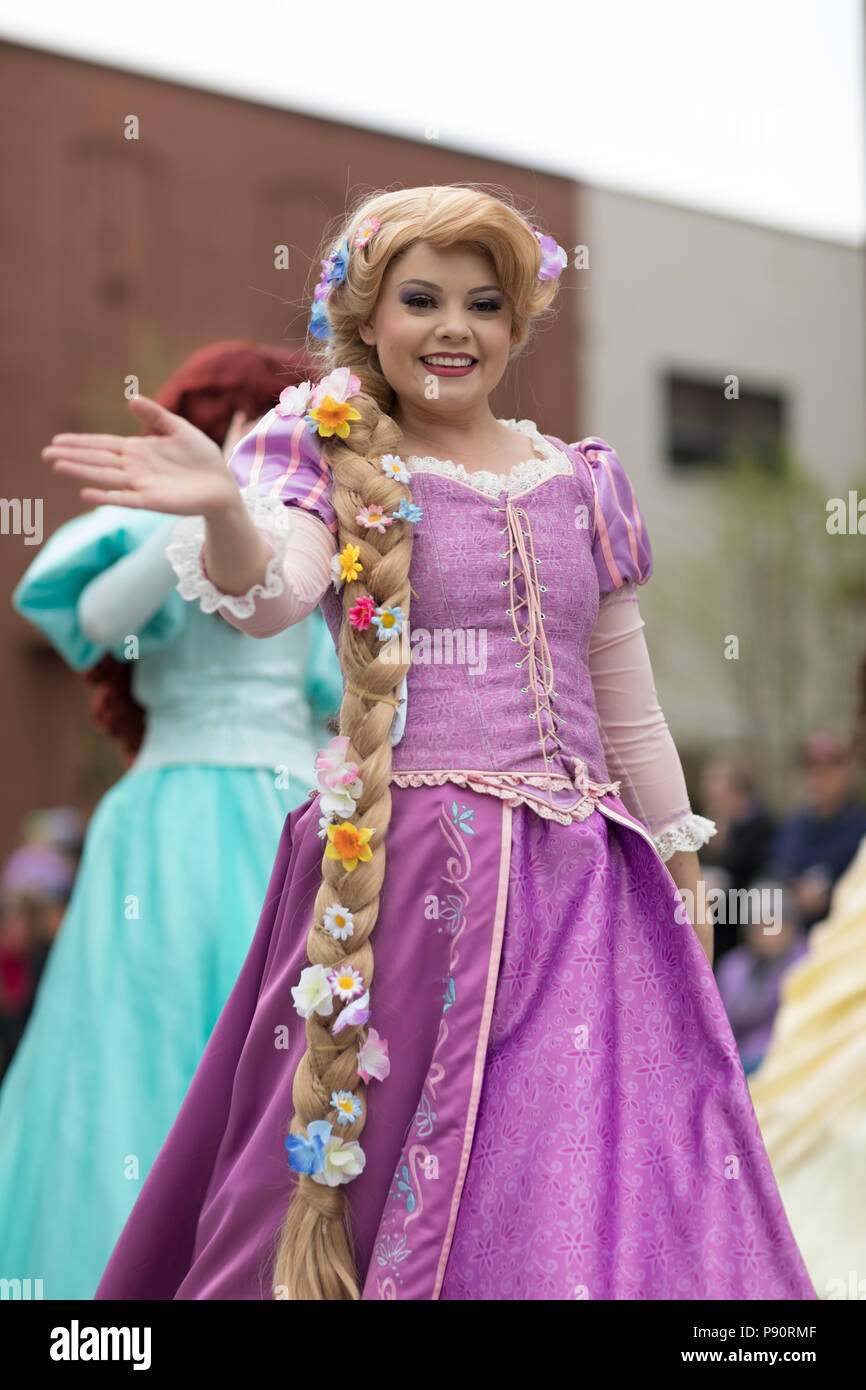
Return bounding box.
[42,395,240,517]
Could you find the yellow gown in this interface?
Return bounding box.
[748,833,866,1299]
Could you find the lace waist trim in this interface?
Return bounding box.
[311,762,622,828]
[305,766,717,858]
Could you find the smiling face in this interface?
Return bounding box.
[357,240,514,428]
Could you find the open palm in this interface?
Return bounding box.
[42,394,238,517]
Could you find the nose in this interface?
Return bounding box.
[433,303,473,343]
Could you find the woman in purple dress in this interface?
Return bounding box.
[44,185,816,1300]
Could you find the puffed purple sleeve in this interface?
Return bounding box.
[574,437,653,596]
[228,408,338,534]
[164,408,338,635]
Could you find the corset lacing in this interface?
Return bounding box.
[500,498,563,798]
[498,493,621,810]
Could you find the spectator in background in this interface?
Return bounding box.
[698,754,776,959]
[20,807,86,873]
[0,843,76,1076]
[714,877,809,1075]
[767,731,866,932]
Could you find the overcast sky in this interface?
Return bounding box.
[1,0,863,243]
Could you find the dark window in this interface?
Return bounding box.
[665,373,786,471]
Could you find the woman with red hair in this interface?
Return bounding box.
[0,341,343,1300]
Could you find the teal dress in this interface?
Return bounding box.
[0,506,343,1299]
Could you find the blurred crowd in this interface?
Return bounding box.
[699,729,866,1074]
[0,808,84,1078]
[3,727,864,1084]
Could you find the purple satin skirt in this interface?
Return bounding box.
[95,784,816,1300]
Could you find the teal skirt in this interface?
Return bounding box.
[0,763,312,1299]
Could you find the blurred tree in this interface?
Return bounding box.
[648,439,866,814]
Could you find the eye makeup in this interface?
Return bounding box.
[400,291,504,312]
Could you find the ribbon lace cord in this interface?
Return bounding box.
[503,501,567,800]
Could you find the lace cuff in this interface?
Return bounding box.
[652,811,717,862]
[165,490,293,621]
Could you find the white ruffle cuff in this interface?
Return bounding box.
[651,811,718,862]
[165,490,294,621]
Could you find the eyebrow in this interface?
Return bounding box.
[397,279,502,294]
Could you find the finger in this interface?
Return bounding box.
[52,461,131,486]
[43,445,123,464]
[47,433,129,449]
[127,394,182,435]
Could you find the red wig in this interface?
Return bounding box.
[82,341,319,761]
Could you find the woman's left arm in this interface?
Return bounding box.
[588,585,716,967]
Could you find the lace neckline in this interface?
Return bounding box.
[400,419,573,499]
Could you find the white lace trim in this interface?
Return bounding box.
[306,767,715,851]
[385,767,621,827]
[652,813,717,863]
[165,488,293,620]
[401,419,573,498]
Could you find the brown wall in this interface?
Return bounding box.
[0,39,582,855]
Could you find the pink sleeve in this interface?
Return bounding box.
[574,438,653,596]
[205,510,336,638]
[588,588,692,838]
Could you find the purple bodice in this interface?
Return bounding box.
[226,409,654,825]
[319,444,619,818]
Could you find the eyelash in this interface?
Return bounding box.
[404,294,502,313]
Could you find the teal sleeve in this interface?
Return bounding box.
[12,506,188,671]
[303,605,343,727]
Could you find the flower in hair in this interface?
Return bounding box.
[325,822,374,872]
[353,216,381,249]
[309,299,331,341]
[331,1089,363,1125]
[332,988,371,1035]
[323,238,350,288]
[276,381,315,417]
[315,736,362,798]
[291,963,335,1020]
[357,1027,390,1084]
[316,738,363,822]
[310,1124,366,1187]
[392,498,423,524]
[329,553,345,594]
[278,368,361,421]
[308,240,351,341]
[328,964,365,1002]
[371,604,405,642]
[348,595,376,631]
[336,542,363,585]
[530,225,568,281]
[319,787,360,823]
[284,1122,328,1176]
[316,366,361,404]
[355,503,395,534]
[323,903,355,941]
[380,454,412,484]
[307,394,362,440]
